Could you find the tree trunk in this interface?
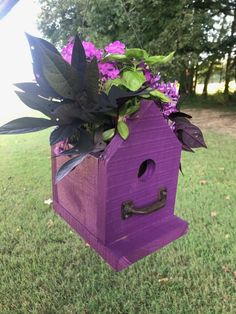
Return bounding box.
[224,53,232,95]
[193,63,199,95]
[202,61,214,96]
[188,67,195,95]
[179,69,188,95]
[224,8,236,95]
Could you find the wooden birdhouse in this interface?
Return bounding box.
[52,101,188,271]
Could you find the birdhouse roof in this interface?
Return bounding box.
[102,100,181,162]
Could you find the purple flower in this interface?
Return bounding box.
[98,62,120,81]
[53,140,68,156]
[61,38,103,63]
[155,81,180,118]
[139,62,160,85]
[82,41,103,60]
[105,41,126,54]
[61,38,74,64]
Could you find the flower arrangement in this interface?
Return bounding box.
[0,34,206,182]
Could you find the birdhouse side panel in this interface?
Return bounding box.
[52,154,100,238]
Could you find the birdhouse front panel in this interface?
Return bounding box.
[102,102,182,244]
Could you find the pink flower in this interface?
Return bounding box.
[98,62,120,81]
[61,38,74,64]
[155,81,180,118]
[139,62,160,85]
[61,38,103,63]
[53,140,68,156]
[82,41,103,60]
[104,41,126,54]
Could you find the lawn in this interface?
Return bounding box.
[0,127,235,313]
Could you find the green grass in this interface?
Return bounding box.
[0,129,236,314]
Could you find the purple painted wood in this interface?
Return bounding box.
[52,101,188,271]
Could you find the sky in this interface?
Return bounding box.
[0,0,42,124]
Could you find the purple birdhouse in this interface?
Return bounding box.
[52,101,188,271]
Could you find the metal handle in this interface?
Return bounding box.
[121,187,167,219]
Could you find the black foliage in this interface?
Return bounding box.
[172,116,207,151]
[15,91,62,120]
[0,117,56,134]
[55,154,88,183]
[107,85,149,107]
[71,35,87,79]
[0,33,147,181]
[50,124,82,146]
[0,33,206,182]
[14,82,54,98]
[168,111,192,120]
[25,33,61,98]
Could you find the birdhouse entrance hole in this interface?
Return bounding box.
[137,159,156,181]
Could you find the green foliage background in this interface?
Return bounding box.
[37,0,236,95]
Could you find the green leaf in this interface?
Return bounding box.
[103,54,128,62]
[0,117,56,134]
[102,128,115,141]
[105,78,122,93]
[145,51,175,65]
[119,100,140,117]
[117,121,129,140]
[149,89,171,103]
[140,94,150,99]
[121,70,146,91]
[125,48,148,59]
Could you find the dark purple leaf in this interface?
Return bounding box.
[94,92,117,112]
[0,117,56,134]
[42,47,81,99]
[14,82,58,99]
[55,154,87,183]
[168,111,192,120]
[54,102,95,123]
[172,116,207,149]
[50,124,81,146]
[25,33,61,56]
[172,117,191,130]
[84,58,99,103]
[71,35,86,77]
[76,129,94,152]
[179,163,184,175]
[60,147,81,156]
[108,85,149,107]
[25,33,61,98]
[15,91,62,119]
[181,125,207,149]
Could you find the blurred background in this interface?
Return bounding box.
[0,1,236,120]
[36,0,236,99]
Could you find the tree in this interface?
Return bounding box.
[37,0,236,96]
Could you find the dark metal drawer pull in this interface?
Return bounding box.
[121,187,167,219]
